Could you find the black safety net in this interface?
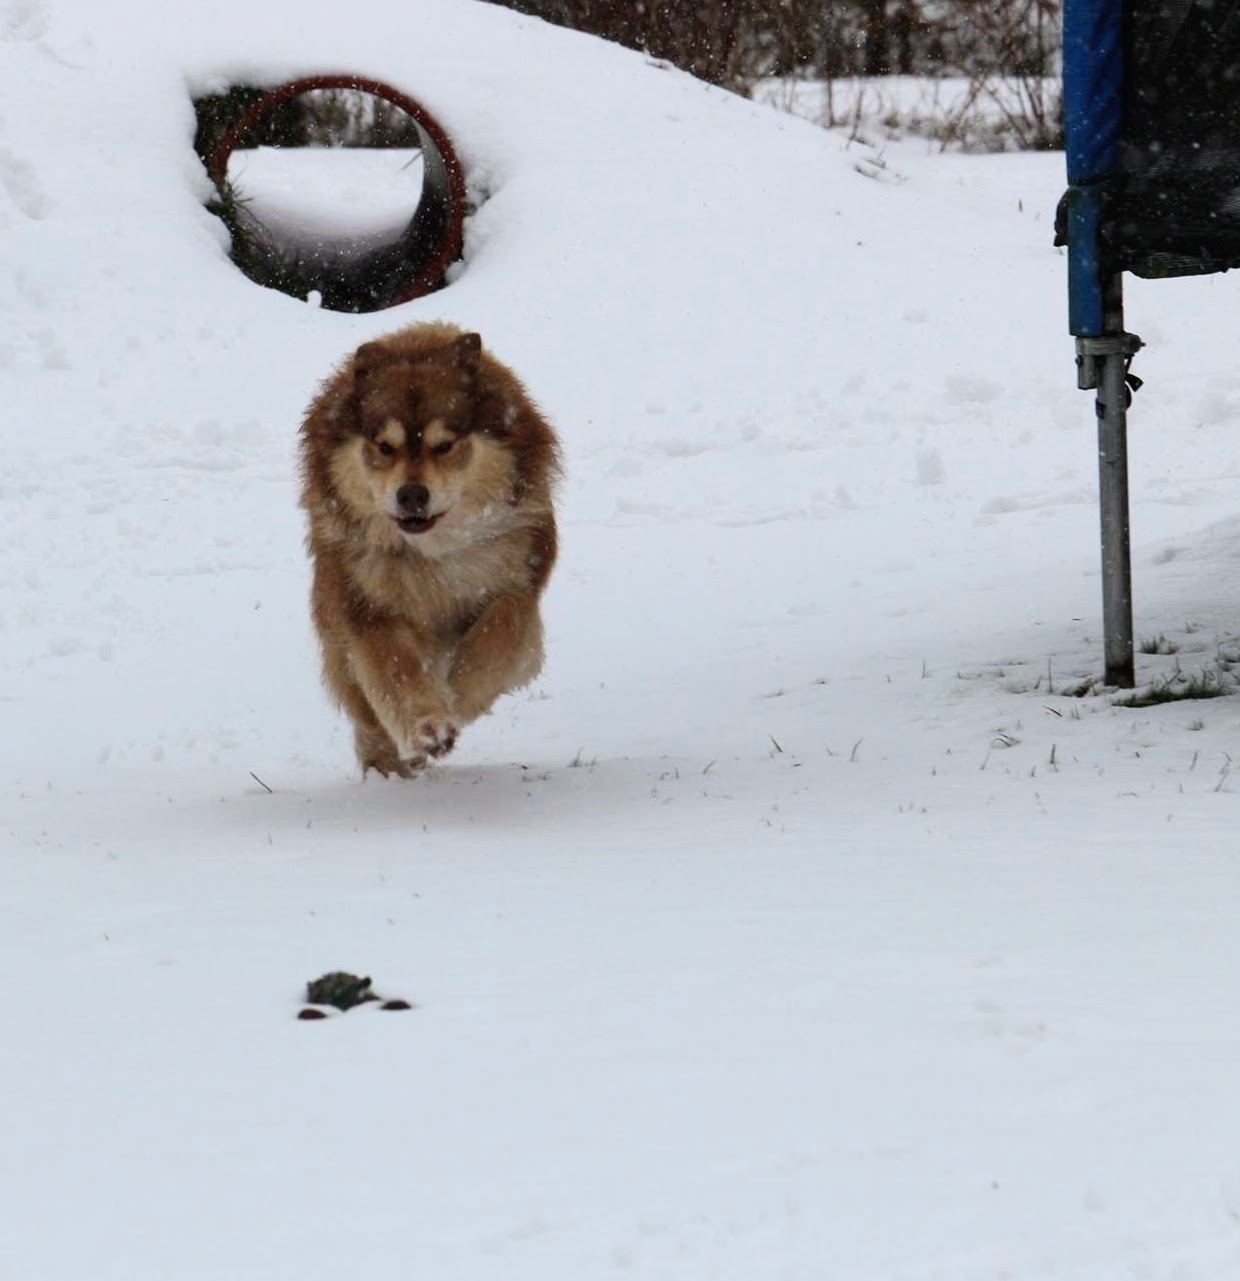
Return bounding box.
[1115,0,1240,277]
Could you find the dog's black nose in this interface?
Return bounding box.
[396,483,430,512]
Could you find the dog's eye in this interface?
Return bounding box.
[376,441,396,457]
[430,440,454,456]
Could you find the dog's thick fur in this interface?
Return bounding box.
[299,323,561,777]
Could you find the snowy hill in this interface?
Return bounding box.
[4,1,1240,1277]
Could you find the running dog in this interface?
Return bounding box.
[299,322,561,777]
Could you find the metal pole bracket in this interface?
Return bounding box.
[1076,331,1143,391]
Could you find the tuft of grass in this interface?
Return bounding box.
[1059,675,1099,698]
[1139,633,1181,656]
[1111,670,1231,708]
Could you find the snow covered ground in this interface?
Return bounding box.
[3,1,1240,1277]
[753,74,1061,148]
[227,146,426,239]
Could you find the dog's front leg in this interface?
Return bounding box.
[450,593,545,724]
[346,621,459,764]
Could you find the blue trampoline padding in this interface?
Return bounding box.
[1062,187,1106,337]
[1063,0,1124,184]
[1061,0,1123,335]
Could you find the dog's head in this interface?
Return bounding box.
[326,329,518,553]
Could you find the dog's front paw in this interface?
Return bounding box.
[364,753,426,780]
[359,742,425,779]
[356,724,424,780]
[411,714,458,760]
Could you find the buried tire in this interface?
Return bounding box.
[200,76,466,313]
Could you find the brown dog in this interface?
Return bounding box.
[299,322,561,777]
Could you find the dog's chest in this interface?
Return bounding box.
[355,535,530,634]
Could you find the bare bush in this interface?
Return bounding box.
[937,0,1062,149]
[510,0,753,86]
[496,0,1062,151]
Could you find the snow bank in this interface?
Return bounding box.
[4,1,1240,1278]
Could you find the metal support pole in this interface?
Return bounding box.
[1096,342,1134,687]
[1075,275,1141,688]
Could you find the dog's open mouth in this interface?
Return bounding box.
[395,512,442,535]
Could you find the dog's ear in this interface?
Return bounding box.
[451,332,482,374]
[353,340,390,384]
